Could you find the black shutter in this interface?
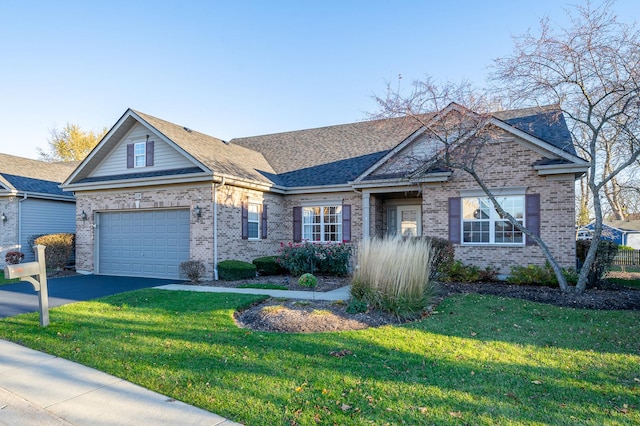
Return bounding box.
[342,204,351,242]
[146,140,154,166]
[126,144,134,168]
[293,206,302,242]
[526,194,540,246]
[448,197,461,244]
[261,204,268,239]
[241,201,248,240]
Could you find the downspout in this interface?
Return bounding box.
[18,193,27,253]
[213,177,226,280]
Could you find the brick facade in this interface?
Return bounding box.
[0,198,20,267]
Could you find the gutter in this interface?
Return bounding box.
[213,177,226,280]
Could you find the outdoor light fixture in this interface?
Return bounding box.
[0,213,6,223]
[194,205,202,218]
[81,210,88,221]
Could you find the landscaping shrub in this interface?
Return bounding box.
[4,251,24,265]
[576,239,619,288]
[179,260,207,282]
[508,262,579,287]
[298,273,318,289]
[351,237,435,319]
[276,242,352,276]
[33,233,75,270]
[218,260,256,281]
[252,256,286,276]
[419,236,454,280]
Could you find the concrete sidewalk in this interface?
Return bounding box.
[0,339,241,425]
[155,283,352,301]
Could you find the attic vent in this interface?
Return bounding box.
[183,126,192,133]
[222,140,229,145]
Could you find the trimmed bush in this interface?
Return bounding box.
[576,239,619,288]
[418,236,455,281]
[218,260,257,281]
[252,256,286,276]
[298,273,318,289]
[4,251,24,265]
[34,233,75,270]
[180,260,207,282]
[276,242,352,276]
[351,237,435,319]
[508,262,578,287]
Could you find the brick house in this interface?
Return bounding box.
[61,105,588,279]
[0,154,78,267]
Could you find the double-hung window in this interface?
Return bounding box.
[302,206,342,242]
[134,142,146,167]
[247,203,260,240]
[462,195,524,245]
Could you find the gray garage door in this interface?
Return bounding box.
[98,209,190,279]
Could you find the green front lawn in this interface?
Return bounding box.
[0,290,638,425]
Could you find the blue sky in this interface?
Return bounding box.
[1,0,638,159]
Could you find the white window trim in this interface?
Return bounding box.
[133,141,146,168]
[302,205,343,243]
[461,195,525,246]
[247,203,261,240]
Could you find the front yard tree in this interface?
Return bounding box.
[493,0,640,293]
[38,123,107,162]
[374,79,572,291]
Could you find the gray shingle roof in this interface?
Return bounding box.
[0,154,78,198]
[132,110,278,185]
[231,105,578,187]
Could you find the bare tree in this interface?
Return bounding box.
[38,123,107,162]
[493,0,640,293]
[374,79,572,291]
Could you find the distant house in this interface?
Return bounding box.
[62,104,588,280]
[581,221,640,249]
[0,154,78,266]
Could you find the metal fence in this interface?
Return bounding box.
[613,250,640,266]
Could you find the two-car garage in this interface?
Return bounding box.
[96,209,190,279]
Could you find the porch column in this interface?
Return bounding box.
[362,191,370,240]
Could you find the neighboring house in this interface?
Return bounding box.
[61,104,588,280]
[581,221,640,249]
[0,154,78,267]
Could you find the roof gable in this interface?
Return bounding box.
[0,153,77,198]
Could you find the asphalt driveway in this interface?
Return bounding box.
[0,275,180,318]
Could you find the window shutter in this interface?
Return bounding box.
[146,140,154,166]
[448,197,461,244]
[126,143,134,168]
[261,203,268,239]
[342,204,351,242]
[526,194,540,246]
[293,206,302,242]
[241,201,248,240]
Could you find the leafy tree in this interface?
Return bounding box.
[492,0,640,293]
[37,123,107,162]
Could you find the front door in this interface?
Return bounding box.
[388,205,422,237]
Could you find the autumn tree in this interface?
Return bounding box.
[38,123,107,162]
[374,79,573,291]
[493,0,640,293]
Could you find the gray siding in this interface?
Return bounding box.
[90,123,194,177]
[20,198,76,262]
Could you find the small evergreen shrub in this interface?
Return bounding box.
[252,256,286,276]
[218,260,257,281]
[351,237,435,319]
[420,236,455,281]
[298,273,318,289]
[276,242,352,276]
[508,262,579,287]
[34,233,75,270]
[4,251,24,265]
[180,260,207,282]
[576,239,619,288]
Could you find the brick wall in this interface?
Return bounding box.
[0,198,19,268]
